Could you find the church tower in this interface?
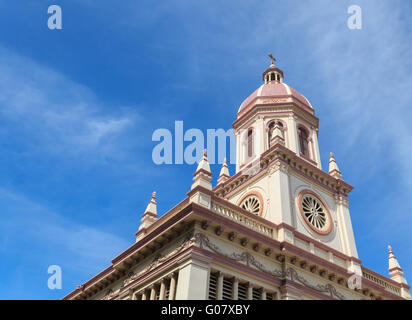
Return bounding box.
[64,56,410,301]
[215,56,361,275]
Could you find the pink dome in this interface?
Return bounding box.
[237,82,313,116]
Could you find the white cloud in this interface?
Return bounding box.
[0,46,139,160]
[0,186,129,272]
[287,1,412,181]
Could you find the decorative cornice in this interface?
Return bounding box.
[64,199,403,300]
[195,232,346,300]
[214,143,353,199]
[123,232,196,287]
[235,99,316,128]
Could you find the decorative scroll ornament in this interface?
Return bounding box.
[194,233,283,277]
[122,232,196,287]
[194,233,345,300]
[284,268,346,300]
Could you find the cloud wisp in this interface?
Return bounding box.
[0,46,139,163]
[0,186,130,296]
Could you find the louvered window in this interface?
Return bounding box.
[266,292,276,300]
[154,285,161,300]
[222,278,233,300]
[164,279,170,300]
[238,283,247,300]
[252,288,261,300]
[208,273,217,300]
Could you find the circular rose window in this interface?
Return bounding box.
[298,191,332,235]
[240,194,261,215]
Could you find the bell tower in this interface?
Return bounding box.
[216,56,361,275]
[234,56,322,174]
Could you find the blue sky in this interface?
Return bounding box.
[0,0,411,299]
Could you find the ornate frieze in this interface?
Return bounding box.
[122,232,196,287]
[194,233,347,300]
[284,268,346,300]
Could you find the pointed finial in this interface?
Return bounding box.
[195,149,211,172]
[144,191,157,214]
[218,157,230,185]
[191,149,212,190]
[263,54,283,83]
[388,245,407,281]
[329,152,342,179]
[388,245,410,297]
[136,191,159,241]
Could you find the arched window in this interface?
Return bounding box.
[247,128,254,158]
[298,127,309,157]
[268,121,284,146]
[268,122,275,143]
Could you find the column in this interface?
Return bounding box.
[268,164,293,226]
[233,278,239,300]
[130,290,137,300]
[261,288,267,300]
[169,273,177,300]
[159,279,166,300]
[311,128,322,169]
[175,261,210,300]
[217,272,224,300]
[247,283,253,300]
[236,131,241,173]
[141,290,147,301]
[149,285,156,300]
[257,117,265,155]
[335,196,360,264]
[287,115,299,155]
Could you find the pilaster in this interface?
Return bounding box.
[175,253,211,300]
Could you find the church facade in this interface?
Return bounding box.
[63,58,410,300]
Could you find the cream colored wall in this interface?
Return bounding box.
[197,231,364,300]
[87,228,370,301]
[235,113,321,172]
[289,174,342,251]
[226,163,359,264]
[175,260,209,300]
[201,230,282,297]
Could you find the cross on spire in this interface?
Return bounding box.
[268,53,276,65]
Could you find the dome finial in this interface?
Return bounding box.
[268,53,276,66]
[263,54,283,84]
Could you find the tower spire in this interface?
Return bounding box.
[191,149,212,190]
[388,245,407,283]
[136,192,158,241]
[387,245,411,299]
[217,158,230,185]
[329,152,342,179]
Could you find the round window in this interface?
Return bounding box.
[240,195,261,215]
[298,192,332,235]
